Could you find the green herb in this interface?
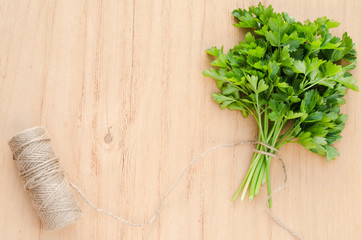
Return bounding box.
[203,3,357,207]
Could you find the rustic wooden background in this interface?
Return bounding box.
[0,0,361,239]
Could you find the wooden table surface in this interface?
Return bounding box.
[1,0,361,239]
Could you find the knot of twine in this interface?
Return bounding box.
[8,127,301,239]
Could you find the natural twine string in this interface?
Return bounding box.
[8,127,82,231]
[9,127,301,239]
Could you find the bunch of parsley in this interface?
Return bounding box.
[203,3,357,207]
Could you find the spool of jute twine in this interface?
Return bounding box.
[8,127,82,231]
[8,126,301,239]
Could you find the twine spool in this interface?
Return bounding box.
[8,127,82,231]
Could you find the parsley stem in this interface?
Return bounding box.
[266,157,272,207]
[300,75,308,88]
[240,153,262,200]
[276,120,302,148]
[249,154,265,200]
[263,107,269,138]
[254,160,266,196]
[232,149,260,201]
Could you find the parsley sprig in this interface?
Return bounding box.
[203,3,357,207]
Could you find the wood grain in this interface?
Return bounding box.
[0,0,361,239]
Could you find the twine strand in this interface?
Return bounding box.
[265,153,302,240]
[9,127,301,239]
[71,140,301,239]
[71,141,258,227]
